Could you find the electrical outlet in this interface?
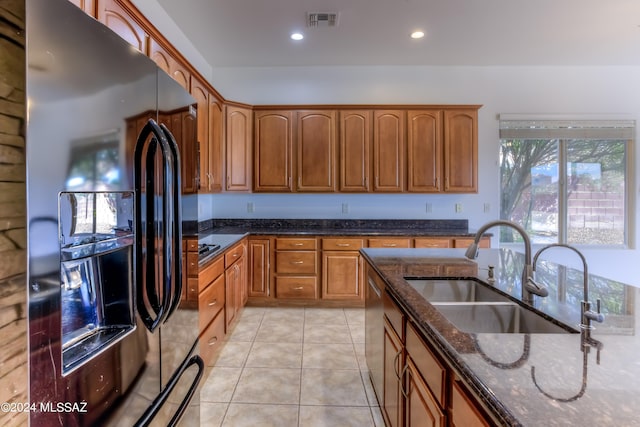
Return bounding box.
[247,202,254,213]
[484,203,491,213]
[342,203,349,214]
[426,203,432,213]
[455,203,462,213]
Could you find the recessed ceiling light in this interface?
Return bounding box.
[410,31,425,39]
[291,32,304,41]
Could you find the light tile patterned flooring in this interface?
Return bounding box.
[199,307,385,426]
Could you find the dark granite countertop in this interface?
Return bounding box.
[199,218,481,237]
[197,233,248,266]
[361,247,639,426]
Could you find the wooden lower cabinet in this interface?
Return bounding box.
[322,238,364,301]
[383,317,404,427]
[377,293,493,427]
[248,238,270,298]
[405,357,446,427]
[225,241,247,329]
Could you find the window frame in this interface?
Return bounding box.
[499,117,635,249]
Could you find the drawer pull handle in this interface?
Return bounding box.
[293,243,304,246]
[383,243,397,247]
[293,286,304,290]
[232,253,239,258]
[208,300,218,307]
[208,336,218,346]
[336,243,351,247]
[291,260,304,264]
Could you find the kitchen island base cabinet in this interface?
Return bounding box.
[369,284,494,427]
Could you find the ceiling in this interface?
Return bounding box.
[156,0,640,68]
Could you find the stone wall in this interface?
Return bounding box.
[0,1,27,426]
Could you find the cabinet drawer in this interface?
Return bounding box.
[368,238,411,248]
[187,278,199,302]
[198,274,225,332]
[453,237,490,249]
[322,238,364,251]
[413,238,451,248]
[186,239,199,252]
[199,256,224,292]
[275,277,318,299]
[276,237,317,250]
[225,242,245,268]
[199,310,225,365]
[383,291,404,339]
[451,379,491,427]
[275,251,317,274]
[187,252,199,276]
[406,321,446,407]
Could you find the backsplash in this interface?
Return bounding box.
[0,1,27,425]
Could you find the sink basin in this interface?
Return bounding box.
[405,278,513,303]
[432,302,575,334]
[405,278,578,334]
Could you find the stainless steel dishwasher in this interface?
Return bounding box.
[365,265,385,402]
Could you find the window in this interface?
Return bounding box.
[66,132,120,191]
[499,118,634,247]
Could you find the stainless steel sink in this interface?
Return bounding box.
[406,279,513,303]
[431,302,575,334]
[405,278,578,334]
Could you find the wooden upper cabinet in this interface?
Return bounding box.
[149,38,190,91]
[443,109,478,192]
[226,105,253,192]
[190,77,210,193]
[254,110,293,192]
[373,110,405,192]
[296,111,336,192]
[339,110,371,192]
[407,110,442,192]
[167,109,197,194]
[68,0,95,15]
[208,96,224,192]
[97,0,148,53]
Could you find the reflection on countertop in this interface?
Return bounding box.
[361,247,639,427]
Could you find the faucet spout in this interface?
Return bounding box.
[532,243,604,337]
[466,220,538,304]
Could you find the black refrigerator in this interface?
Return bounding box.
[26,0,203,425]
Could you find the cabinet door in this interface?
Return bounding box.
[248,239,270,298]
[407,110,442,192]
[443,110,477,193]
[254,110,293,191]
[339,110,371,192]
[296,110,336,192]
[226,106,253,191]
[405,358,446,427]
[383,318,404,427]
[322,251,362,300]
[225,264,237,329]
[68,0,95,15]
[169,110,197,194]
[149,38,190,91]
[190,78,209,193]
[373,110,405,192]
[97,0,148,53]
[208,97,224,192]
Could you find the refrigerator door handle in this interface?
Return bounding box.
[159,123,183,321]
[134,354,205,427]
[134,118,176,332]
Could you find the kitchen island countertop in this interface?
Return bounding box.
[361,247,639,426]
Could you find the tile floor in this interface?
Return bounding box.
[198,306,385,427]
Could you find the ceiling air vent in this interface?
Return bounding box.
[307,12,339,28]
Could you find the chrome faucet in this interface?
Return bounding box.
[465,220,548,304]
[532,243,604,339]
